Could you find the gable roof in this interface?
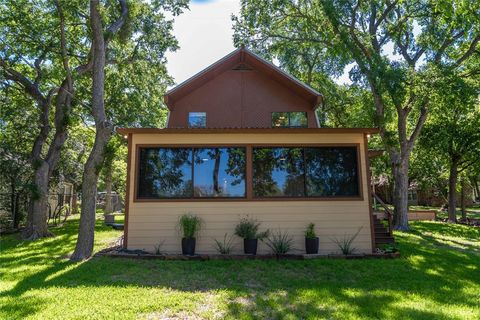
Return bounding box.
[164,46,323,110]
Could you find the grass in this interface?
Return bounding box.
[0,216,479,319]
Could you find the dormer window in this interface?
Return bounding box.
[272,112,307,128]
[188,112,206,128]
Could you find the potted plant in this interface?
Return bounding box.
[234,217,269,255]
[178,213,202,255]
[305,223,319,254]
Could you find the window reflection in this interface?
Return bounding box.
[253,146,359,198]
[253,148,305,197]
[272,112,307,128]
[305,147,359,196]
[138,148,193,198]
[188,112,206,128]
[193,148,246,197]
[289,112,308,127]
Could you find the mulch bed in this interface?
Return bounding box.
[94,246,400,260]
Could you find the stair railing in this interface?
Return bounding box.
[372,192,393,237]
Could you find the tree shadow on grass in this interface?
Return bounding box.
[1,220,479,319]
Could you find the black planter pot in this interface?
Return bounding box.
[182,238,196,255]
[305,237,319,254]
[243,239,258,255]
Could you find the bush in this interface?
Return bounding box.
[264,230,294,255]
[178,213,202,239]
[331,227,363,255]
[234,217,269,239]
[305,223,317,239]
[154,240,165,255]
[213,233,235,254]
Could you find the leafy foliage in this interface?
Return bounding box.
[305,223,317,239]
[331,227,363,255]
[234,217,269,240]
[178,213,202,239]
[213,233,235,254]
[234,0,480,229]
[264,230,295,255]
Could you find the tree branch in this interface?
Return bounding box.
[106,0,128,36]
[455,34,480,66]
[0,59,47,104]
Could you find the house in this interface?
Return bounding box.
[118,47,387,255]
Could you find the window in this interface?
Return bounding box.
[253,146,359,198]
[272,112,307,128]
[188,112,206,128]
[137,147,246,199]
[305,147,359,196]
[137,148,193,198]
[253,148,305,197]
[194,148,246,197]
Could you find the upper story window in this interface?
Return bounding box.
[272,112,307,128]
[188,112,206,128]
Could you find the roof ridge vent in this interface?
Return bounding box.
[232,63,253,71]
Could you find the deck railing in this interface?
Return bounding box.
[372,192,394,237]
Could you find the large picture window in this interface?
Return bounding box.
[253,146,359,198]
[137,147,246,199]
[304,147,359,196]
[138,148,193,198]
[136,145,360,200]
[253,148,305,197]
[194,148,246,197]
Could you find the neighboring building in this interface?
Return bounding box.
[118,47,385,254]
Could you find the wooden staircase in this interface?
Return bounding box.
[373,216,395,245]
[372,193,395,247]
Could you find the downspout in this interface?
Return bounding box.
[313,97,323,128]
[165,110,171,128]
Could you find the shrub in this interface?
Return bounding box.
[178,213,202,239]
[331,227,363,255]
[264,230,294,255]
[214,233,235,254]
[234,217,269,239]
[154,240,165,255]
[305,223,317,239]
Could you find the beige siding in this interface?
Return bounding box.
[126,133,373,254]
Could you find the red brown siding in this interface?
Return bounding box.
[168,69,318,128]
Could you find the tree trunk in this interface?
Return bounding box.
[71,128,111,261]
[448,158,459,223]
[13,192,21,229]
[71,0,113,261]
[104,166,113,214]
[9,178,21,229]
[460,179,466,220]
[473,179,480,201]
[22,161,53,239]
[213,149,221,194]
[392,156,410,230]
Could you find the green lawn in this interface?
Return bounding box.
[1,216,479,319]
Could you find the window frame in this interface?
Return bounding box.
[135,145,247,201]
[252,145,362,199]
[271,112,308,128]
[188,112,207,128]
[133,143,363,202]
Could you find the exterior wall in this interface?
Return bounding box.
[126,132,373,254]
[168,69,318,128]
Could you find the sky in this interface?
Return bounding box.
[165,0,241,86]
[165,0,404,87]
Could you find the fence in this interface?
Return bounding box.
[0,191,123,232]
